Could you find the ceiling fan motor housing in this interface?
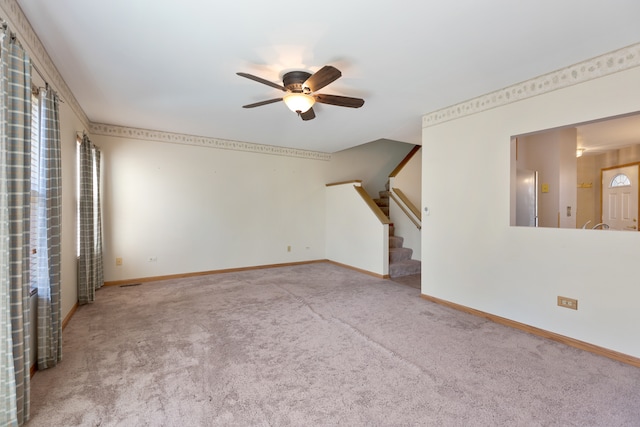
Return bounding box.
[283,71,312,93]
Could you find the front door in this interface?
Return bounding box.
[602,164,639,231]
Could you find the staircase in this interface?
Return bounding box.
[374,183,421,278]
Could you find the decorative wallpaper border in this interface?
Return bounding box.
[89,123,333,161]
[423,43,640,128]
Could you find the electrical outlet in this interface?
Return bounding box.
[148,256,157,262]
[116,257,123,266]
[287,245,291,252]
[557,296,578,310]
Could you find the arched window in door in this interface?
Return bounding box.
[610,173,631,188]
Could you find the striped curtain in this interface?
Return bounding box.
[0,29,17,427]
[77,134,103,304]
[0,26,32,426]
[35,87,62,369]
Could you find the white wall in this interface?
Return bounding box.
[58,103,85,317]
[422,64,640,357]
[325,183,388,276]
[576,154,598,228]
[391,147,421,207]
[96,134,328,281]
[520,133,561,227]
[518,128,577,228]
[558,129,577,229]
[329,139,415,196]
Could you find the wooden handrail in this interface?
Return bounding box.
[392,187,421,220]
[389,145,421,178]
[354,186,392,225]
[326,179,362,187]
[389,192,421,230]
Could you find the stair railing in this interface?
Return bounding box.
[390,187,421,230]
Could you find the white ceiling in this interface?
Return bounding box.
[15,0,640,153]
[576,113,640,155]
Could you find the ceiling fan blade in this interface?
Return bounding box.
[242,98,283,108]
[314,94,364,108]
[303,66,341,92]
[237,72,286,91]
[299,108,316,121]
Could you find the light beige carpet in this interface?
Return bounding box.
[27,263,640,426]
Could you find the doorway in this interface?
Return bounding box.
[601,164,639,231]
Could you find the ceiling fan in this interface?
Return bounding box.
[236,65,364,121]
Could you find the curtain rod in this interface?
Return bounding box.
[32,62,65,103]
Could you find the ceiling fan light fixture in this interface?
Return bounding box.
[237,65,364,121]
[283,93,315,113]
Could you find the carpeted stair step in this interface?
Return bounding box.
[389,235,404,248]
[382,179,421,279]
[374,197,389,207]
[389,259,421,278]
[390,247,412,263]
[375,191,391,219]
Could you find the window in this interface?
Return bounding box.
[610,173,631,188]
[76,135,101,258]
[30,89,42,293]
[511,111,640,229]
[76,136,81,257]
